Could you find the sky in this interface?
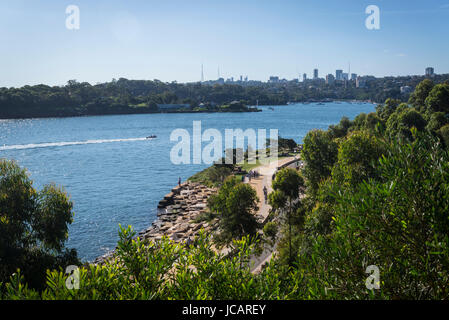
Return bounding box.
[1,0,449,87]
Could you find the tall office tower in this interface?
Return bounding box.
[313,69,318,79]
[342,73,349,81]
[326,74,335,85]
[351,73,357,81]
[425,67,435,77]
[336,69,343,81]
[303,73,307,82]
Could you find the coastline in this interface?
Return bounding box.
[0,108,261,121]
[93,180,218,264]
[93,156,300,265]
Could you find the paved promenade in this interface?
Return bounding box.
[244,156,302,273]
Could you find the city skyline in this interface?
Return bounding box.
[184,65,439,84]
[1,0,449,87]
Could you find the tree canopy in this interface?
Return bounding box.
[0,159,78,289]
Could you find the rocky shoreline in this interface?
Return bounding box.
[93,181,218,264]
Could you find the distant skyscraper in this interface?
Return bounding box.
[342,73,349,81]
[356,76,366,88]
[336,69,343,81]
[425,67,435,77]
[351,73,357,81]
[326,74,335,85]
[313,69,318,79]
[303,73,307,82]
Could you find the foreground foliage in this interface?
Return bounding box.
[1,227,287,300]
[0,159,78,290]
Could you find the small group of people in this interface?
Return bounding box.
[247,170,259,182]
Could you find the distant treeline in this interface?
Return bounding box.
[1,75,449,119]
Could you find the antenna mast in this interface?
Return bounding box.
[201,63,204,82]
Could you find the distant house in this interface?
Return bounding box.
[157,104,191,111]
[400,86,413,94]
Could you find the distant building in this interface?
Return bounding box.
[313,69,319,80]
[400,86,413,94]
[342,73,349,81]
[425,67,435,77]
[336,69,343,81]
[356,76,366,88]
[326,74,335,85]
[269,76,280,83]
[303,73,307,82]
[351,73,357,81]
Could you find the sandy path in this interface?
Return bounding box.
[244,156,300,273]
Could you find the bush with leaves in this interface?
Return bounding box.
[0,226,288,300]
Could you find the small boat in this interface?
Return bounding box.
[146,135,157,139]
[268,107,274,111]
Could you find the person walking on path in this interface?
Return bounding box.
[178,177,181,187]
[263,186,268,204]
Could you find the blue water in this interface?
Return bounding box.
[0,102,375,261]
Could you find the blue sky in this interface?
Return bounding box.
[1,0,449,87]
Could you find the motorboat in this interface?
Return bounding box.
[146,135,157,139]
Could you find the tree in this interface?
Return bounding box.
[425,83,449,114]
[408,79,434,110]
[386,107,427,141]
[426,112,449,132]
[301,129,338,194]
[0,159,78,289]
[438,124,449,148]
[269,168,305,265]
[328,116,353,139]
[332,131,385,187]
[208,178,259,244]
[376,98,401,121]
[294,132,449,299]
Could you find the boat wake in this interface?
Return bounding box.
[0,137,148,151]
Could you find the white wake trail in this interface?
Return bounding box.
[0,137,149,151]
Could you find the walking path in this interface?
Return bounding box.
[244,156,302,273]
